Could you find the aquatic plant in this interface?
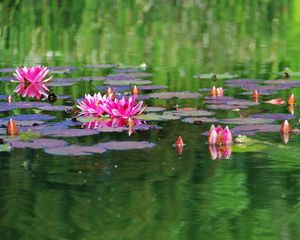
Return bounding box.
[208,125,232,145]
[13,66,52,84]
[13,66,52,99]
[77,93,113,117]
[77,92,145,119]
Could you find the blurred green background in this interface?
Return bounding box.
[1,1,300,240]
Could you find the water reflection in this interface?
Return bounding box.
[209,145,232,160]
[14,82,49,99]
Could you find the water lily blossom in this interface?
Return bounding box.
[208,125,232,145]
[77,93,113,117]
[99,96,146,118]
[77,92,145,119]
[13,66,52,84]
[280,120,291,133]
[13,66,52,99]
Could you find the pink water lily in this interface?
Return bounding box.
[13,66,52,99]
[99,96,146,118]
[208,125,232,145]
[77,92,146,119]
[13,66,52,83]
[77,93,113,117]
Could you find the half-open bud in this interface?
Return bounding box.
[280,120,291,133]
[131,85,139,95]
[175,136,184,146]
[210,86,217,97]
[223,126,232,145]
[105,86,113,97]
[208,125,218,145]
[6,119,19,136]
[287,94,296,105]
[252,89,260,99]
[7,95,13,103]
[216,87,223,97]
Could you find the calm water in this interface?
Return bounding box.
[1,1,300,240]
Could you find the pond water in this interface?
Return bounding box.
[1,1,300,240]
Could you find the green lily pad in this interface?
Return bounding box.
[231,144,267,153]
[19,130,42,141]
[0,144,12,152]
[137,112,180,121]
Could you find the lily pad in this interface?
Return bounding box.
[242,90,276,96]
[207,104,248,110]
[144,107,166,112]
[104,79,152,85]
[172,109,214,117]
[147,91,201,99]
[220,118,274,125]
[137,112,181,121]
[45,145,105,156]
[182,117,218,123]
[41,127,99,137]
[0,144,12,152]
[99,141,156,150]
[231,124,281,135]
[39,105,68,111]
[248,113,295,120]
[10,138,67,149]
[0,102,51,112]
[0,114,55,125]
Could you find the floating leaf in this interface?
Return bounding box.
[19,130,42,141]
[39,105,68,111]
[0,144,12,152]
[248,113,295,120]
[137,112,181,121]
[45,145,103,156]
[41,127,99,137]
[147,91,201,99]
[0,114,55,125]
[242,90,276,96]
[98,141,156,150]
[231,144,267,153]
[207,104,249,110]
[0,102,51,112]
[182,117,218,123]
[104,79,152,85]
[172,109,214,117]
[10,138,67,149]
[231,124,281,135]
[220,118,274,125]
[144,107,166,112]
